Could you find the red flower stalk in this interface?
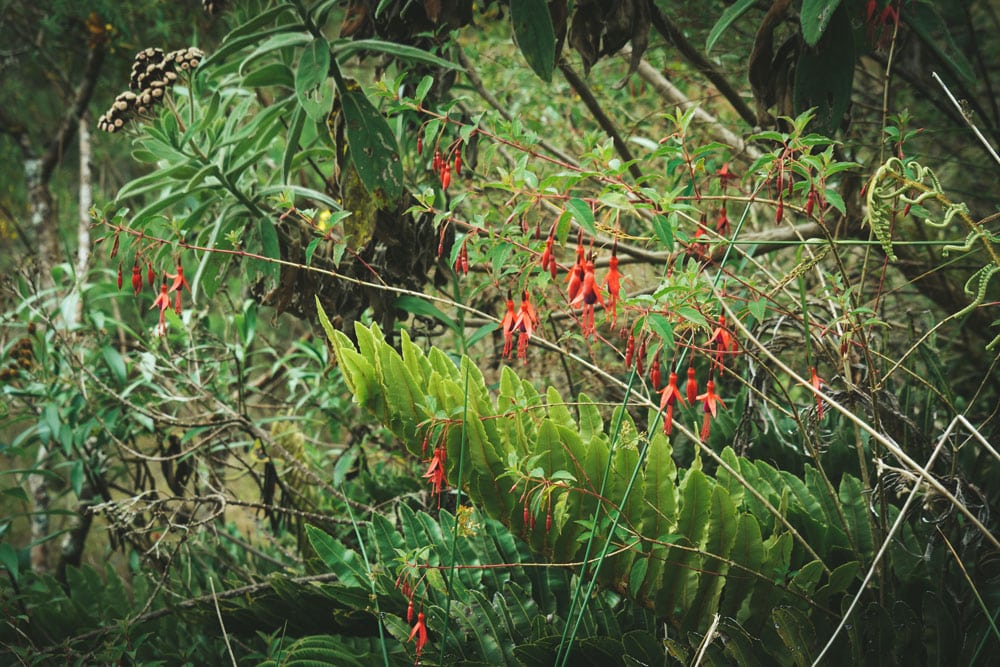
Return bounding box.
[659,371,686,436]
[131,263,143,295]
[697,379,726,439]
[514,291,538,361]
[685,365,698,405]
[423,445,447,506]
[810,366,825,420]
[408,611,429,658]
[151,282,171,335]
[603,251,622,327]
[500,295,517,358]
[571,259,604,337]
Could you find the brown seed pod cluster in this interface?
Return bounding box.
[1,323,36,382]
[203,0,226,15]
[97,47,204,133]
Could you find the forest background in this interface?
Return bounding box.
[1,1,999,665]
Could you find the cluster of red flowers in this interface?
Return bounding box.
[116,254,189,335]
[395,572,429,661]
[499,291,538,362]
[865,0,900,50]
[420,133,462,192]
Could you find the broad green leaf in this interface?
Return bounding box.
[839,474,874,559]
[394,295,458,333]
[510,0,556,82]
[338,80,403,202]
[794,5,854,135]
[647,313,674,351]
[906,2,974,82]
[238,31,313,76]
[771,606,816,667]
[800,0,843,47]
[706,0,757,53]
[565,197,596,237]
[101,345,126,385]
[0,543,18,584]
[720,513,764,618]
[651,213,674,250]
[296,36,334,122]
[684,483,738,633]
[242,62,295,88]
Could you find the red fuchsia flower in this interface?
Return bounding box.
[635,337,646,376]
[500,294,517,358]
[571,259,604,337]
[151,282,171,335]
[685,365,699,405]
[603,251,622,327]
[166,264,190,313]
[624,332,635,368]
[514,291,538,361]
[810,366,825,420]
[707,315,737,370]
[716,206,730,236]
[650,356,662,391]
[659,371,686,436]
[117,264,123,290]
[865,0,899,50]
[167,264,189,292]
[423,445,447,506]
[697,379,725,439]
[146,261,155,288]
[454,239,469,276]
[408,611,429,658]
[716,162,738,189]
[131,263,143,295]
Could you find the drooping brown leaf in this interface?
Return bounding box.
[568,0,650,77]
[340,0,369,38]
[748,0,793,126]
[424,0,441,22]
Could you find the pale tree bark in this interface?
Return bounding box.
[0,43,106,575]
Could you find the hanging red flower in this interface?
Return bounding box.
[659,371,686,436]
[697,379,726,439]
